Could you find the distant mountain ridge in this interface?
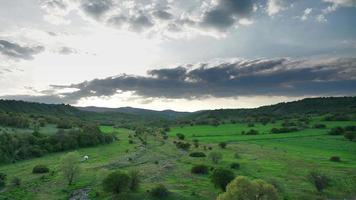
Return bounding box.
[187,96,356,121]
[77,106,190,119]
[1,96,356,121]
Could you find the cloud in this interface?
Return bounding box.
[266,0,286,16]
[201,0,255,30]
[80,0,113,19]
[57,46,77,55]
[300,8,312,21]
[152,10,174,20]
[0,40,44,60]
[3,57,356,104]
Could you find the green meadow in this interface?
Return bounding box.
[1,117,356,200]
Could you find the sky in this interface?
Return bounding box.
[0,0,356,111]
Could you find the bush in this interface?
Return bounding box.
[329,156,341,162]
[32,165,49,174]
[344,131,356,141]
[217,176,279,200]
[103,171,130,194]
[211,168,235,191]
[314,124,326,129]
[271,127,298,134]
[329,127,344,135]
[209,152,223,164]
[150,184,169,198]
[0,173,6,181]
[219,142,227,149]
[0,179,5,189]
[176,133,185,140]
[191,165,209,174]
[189,152,206,157]
[230,163,240,170]
[11,177,21,186]
[245,129,259,135]
[175,141,190,150]
[308,171,329,192]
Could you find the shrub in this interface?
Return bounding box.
[234,152,240,159]
[344,131,356,141]
[245,129,259,135]
[314,124,326,129]
[175,141,190,150]
[103,171,130,194]
[219,142,227,149]
[150,184,169,198]
[211,168,235,191]
[230,163,240,170]
[209,152,223,164]
[32,165,49,174]
[11,177,21,186]
[191,165,209,174]
[128,170,140,192]
[176,133,185,140]
[217,176,279,200]
[308,171,329,192]
[329,127,344,135]
[271,127,298,134]
[193,139,199,148]
[329,156,341,162]
[0,179,4,189]
[189,152,206,157]
[0,173,6,181]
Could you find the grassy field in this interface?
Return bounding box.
[0,118,356,200]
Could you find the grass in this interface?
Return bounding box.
[1,119,356,200]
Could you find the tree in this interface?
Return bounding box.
[344,131,356,141]
[60,152,81,185]
[308,171,329,192]
[209,152,223,164]
[219,142,227,149]
[217,176,279,200]
[211,168,235,191]
[128,170,140,192]
[150,184,169,198]
[103,171,130,194]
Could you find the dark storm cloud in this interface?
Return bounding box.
[0,40,44,60]
[3,57,355,104]
[201,0,255,30]
[152,10,173,20]
[80,0,113,19]
[5,57,355,104]
[58,46,77,55]
[128,15,154,32]
[107,14,154,32]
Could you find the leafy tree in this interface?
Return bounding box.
[103,171,130,194]
[217,176,279,200]
[209,152,223,164]
[308,171,329,192]
[32,165,49,174]
[128,170,140,192]
[150,184,169,198]
[219,142,227,149]
[344,131,356,141]
[176,133,185,140]
[60,152,81,185]
[189,152,206,157]
[11,177,21,186]
[191,165,209,174]
[211,168,235,191]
